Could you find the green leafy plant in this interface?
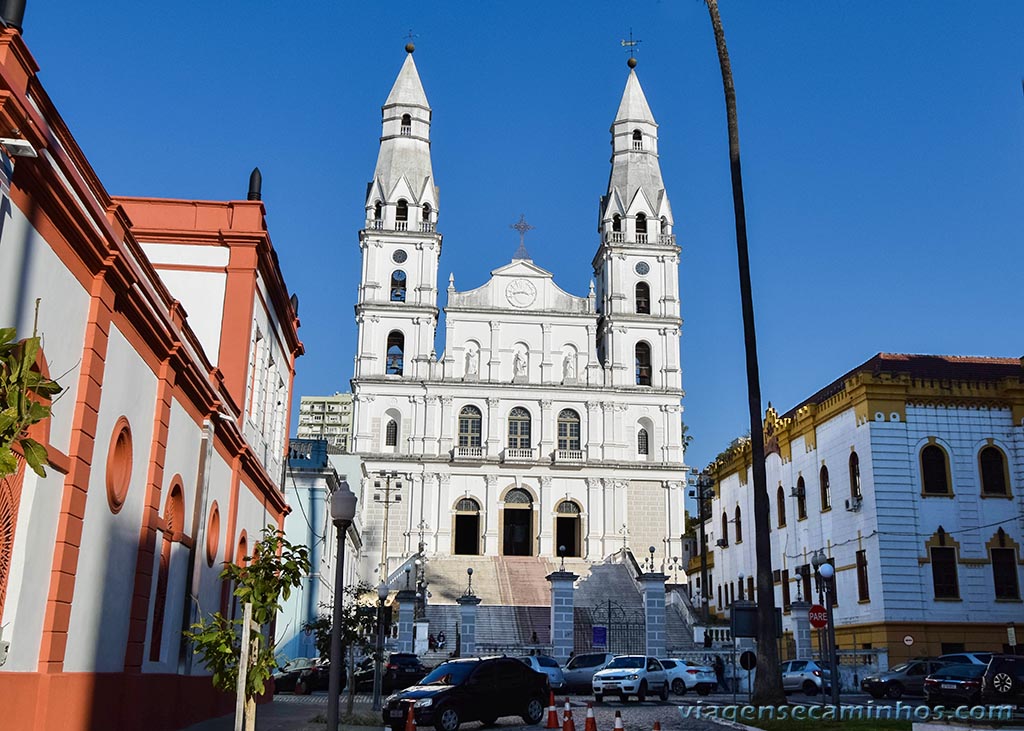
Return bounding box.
[301,581,377,662]
[0,307,63,478]
[185,526,311,727]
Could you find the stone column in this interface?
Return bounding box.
[457,594,482,657]
[396,588,417,654]
[538,476,553,557]
[639,572,668,657]
[547,569,579,664]
[790,600,812,660]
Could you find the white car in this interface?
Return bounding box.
[517,655,566,690]
[659,658,717,696]
[592,655,670,703]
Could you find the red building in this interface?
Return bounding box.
[0,17,302,731]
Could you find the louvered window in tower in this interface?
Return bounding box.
[385,331,404,375]
[635,282,650,314]
[390,270,407,302]
[635,342,652,386]
[395,200,409,231]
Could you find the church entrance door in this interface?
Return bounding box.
[453,497,481,555]
[555,500,582,558]
[502,488,534,556]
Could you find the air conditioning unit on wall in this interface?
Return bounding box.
[845,496,862,512]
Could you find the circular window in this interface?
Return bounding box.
[206,500,221,566]
[105,417,133,514]
[635,261,650,275]
[393,249,408,264]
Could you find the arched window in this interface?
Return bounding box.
[422,202,432,229]
[505,487,532,505]
[385,419,398,447]
[660,216,669,234]
[456,497,480,513]
[776,485,786,528]
[458,406,482,448]
[979,446,1008,496]
[635,282,650,314]
[557,500,581,515]
[921,444,951,495]
[849,452,861,499]
[796,476,807,520]
[507,407,531,449]
[721,513,729,547]
[635,342,652,386]
[390,270,407,302]
[374,201,383,221]
[386,331,405,375]
[557,409,581,451]
[396,199,409,223]
[612,214,622,232]
[635,212,647,234]
[734,506,743,544]
[400,113,412,135]
[632,129,643,150]
[637,427,649,455]
[820,465,831,511]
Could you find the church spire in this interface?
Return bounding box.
[600,61,672,243]
[367,46,438,229]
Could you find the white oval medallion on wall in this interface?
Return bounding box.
[505,279,537,308]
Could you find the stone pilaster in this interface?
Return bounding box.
[456,594,482,657]
[396,589,417,653]
[547,570,579,664]
[639,572,668,657]
[790,600,812,660]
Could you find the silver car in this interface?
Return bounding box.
[517,655,566,690]
[562,652,615,691]
[780,659,831,695]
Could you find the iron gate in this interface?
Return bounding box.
[574,601,646,654]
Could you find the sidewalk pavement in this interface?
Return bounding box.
[178,695,380,731]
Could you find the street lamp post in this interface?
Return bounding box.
[818,562,841,708]
[326,481,358,731]
[372,581,389,711]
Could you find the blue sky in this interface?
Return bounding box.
[25,1,1024,473]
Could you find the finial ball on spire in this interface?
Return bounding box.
[405,42,415,54]
[627,56,637,69]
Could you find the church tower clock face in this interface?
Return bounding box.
[505,279,537,308]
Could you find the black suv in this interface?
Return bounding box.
[982,655,1024,706]
[382,656,549,731]
[356,653,429,692]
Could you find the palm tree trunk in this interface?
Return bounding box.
[704,0,786,705]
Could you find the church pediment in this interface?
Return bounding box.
[447,258,592,314]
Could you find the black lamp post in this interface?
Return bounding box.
[818,561,841,708]
[372,581,389,711]
[326,480,357,731]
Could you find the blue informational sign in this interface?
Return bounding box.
[592,625,607,647]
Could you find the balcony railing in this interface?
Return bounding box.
[659,233,676,246]
[453,446,485,461]
[636,233,648,244]
[400,125,412,136]
[420,222,436,232]
[554,449,585,463]
[605,231,625,244]
[502,447,536,463]
[369,219,384,230]
[395,221,408,231]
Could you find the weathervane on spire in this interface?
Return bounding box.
[621,28,642,67]
[510,214,534,260]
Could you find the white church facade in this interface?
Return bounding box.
[350,49,689,582]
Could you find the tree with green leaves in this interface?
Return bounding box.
[185,526,311,731]
[0,306,63,479]
[703,0,786,704]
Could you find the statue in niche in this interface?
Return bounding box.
[513,350,527,378]
[465,347,478,376]
[563,353,577,381]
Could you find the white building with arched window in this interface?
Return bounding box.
[349,48,689,584]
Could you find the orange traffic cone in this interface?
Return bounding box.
[404,704,417,731]
[584,702,598,731]
[546,692,559,729]
[613,710,624,731]
[562,698,576,731]
[653,723,661,731]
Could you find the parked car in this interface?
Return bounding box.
[779,659,831,696]
[659,658,716,696]
[562,652,615,691]
[937,652,994,667]
[924,663,985,707]
[381,656,548,731]
[273,657,319,693]
[981,655,1024,706]
[517,655,566,690]
[861,659,947,699]
[356,653,430,692]
[592,655,670,703]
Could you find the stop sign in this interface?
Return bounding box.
[808,604,828,628]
